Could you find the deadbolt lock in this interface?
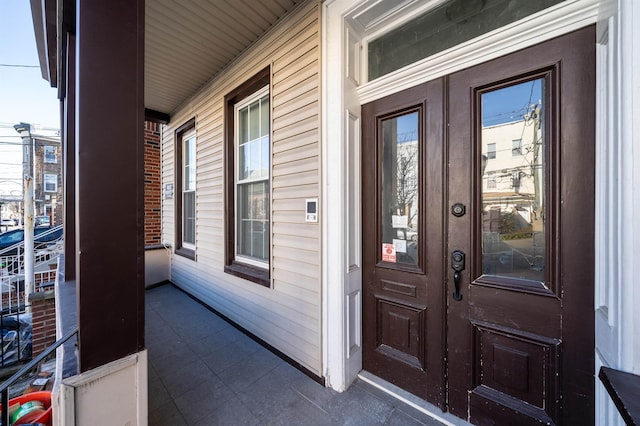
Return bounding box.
[451,203,466,217]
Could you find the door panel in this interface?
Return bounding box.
[362,80,445,407]
[447,27,595,425]
[362,27,594,425]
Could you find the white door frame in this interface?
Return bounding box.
[322,0,637,423]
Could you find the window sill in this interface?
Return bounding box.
[224,262,270,287]
[175,247,196,260]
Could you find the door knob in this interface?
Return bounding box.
[451,250,465,301]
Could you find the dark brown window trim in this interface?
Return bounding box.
[175,117,196,261]
[176,247,196,260]
[224,262,269,287]
[224,66,271,286]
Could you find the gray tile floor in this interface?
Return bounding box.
[146,284,445,426]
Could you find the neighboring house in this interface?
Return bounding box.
[33,134,63,226]
[29,1,640,426]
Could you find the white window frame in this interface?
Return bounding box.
[44,146,56,163]
[487,143,497,159]
[181,131,196,250]
[44,173,57,193]
[512,138,522,156]
[234,85,270,269]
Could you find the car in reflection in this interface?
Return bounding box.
[396,227,417,242]
[1,219,15,227]
[0,313,32,367]
[34,216,51,227]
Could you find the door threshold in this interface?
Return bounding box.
[357,371,472,426]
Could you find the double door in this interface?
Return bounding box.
[362,27,595,425]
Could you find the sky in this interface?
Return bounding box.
[0,0,60,196]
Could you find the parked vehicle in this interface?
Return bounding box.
[0,226,63,255]
[34,216,51,227]
[0,219,15,227]
[0,313,32,367]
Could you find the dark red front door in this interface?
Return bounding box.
[362,27,595,425]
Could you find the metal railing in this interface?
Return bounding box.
[0,225,63,314]
[0,327,78,426]
[0,309,31,370]
[0,225,64,257]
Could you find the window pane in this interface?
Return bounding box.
[239,108,248,144]
[381,111,419,266]
[249,100,260,141]
[44,146,56,163]
[183,137,196,190]
[512,139,522,156]
[238,94,270,182]
[260,95,269,136]
[481,78,545,281]
[368,0,565,80]
[487,143,496,159]
[260,135,270,179]
[44,174,57,192]
[238,142,249,181]
[183,191,196,245]
[237,181,269,262]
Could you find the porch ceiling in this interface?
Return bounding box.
[145,0,301,118]
[30,0,301,122]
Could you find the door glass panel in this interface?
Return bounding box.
[368,0,565,81]
[381,111,419,266]
[481,79,545,281]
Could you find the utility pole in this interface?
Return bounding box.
[14,123,35,312]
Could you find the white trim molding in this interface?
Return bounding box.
[323,5,636,426]
[356,0,603,104]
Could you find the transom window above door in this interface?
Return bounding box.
[367,0,567,80]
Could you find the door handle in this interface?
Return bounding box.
[451,250,465,301]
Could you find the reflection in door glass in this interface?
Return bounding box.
[381,112,419,265]
[481,79,545,281]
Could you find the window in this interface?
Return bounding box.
[487,143,496,159]
[487,172,496,189]
[367,0,566,80]
[44,174,57,192]
[512,139,522,156]
[44,146,56,163]
[175,119,196,259]
[224,67,271,286]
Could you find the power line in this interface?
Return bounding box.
[0,64,40,68]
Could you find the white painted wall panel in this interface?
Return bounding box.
[162,0,322,375]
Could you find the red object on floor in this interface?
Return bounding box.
[1,391,52,426]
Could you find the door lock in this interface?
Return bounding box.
[451,203,466,217]
[451,250,465,301]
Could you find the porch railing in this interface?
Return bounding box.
[0,225,64,273]
[0,225,63,314]
[0,327,78,426]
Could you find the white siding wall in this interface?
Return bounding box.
[161,1,322,374]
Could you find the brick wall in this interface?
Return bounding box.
[144,121,162,246]
[29,270,58,357]
[31,292,57,357]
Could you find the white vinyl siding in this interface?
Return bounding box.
[162,1,322,375]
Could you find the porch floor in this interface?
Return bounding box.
[146,284,446,426]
